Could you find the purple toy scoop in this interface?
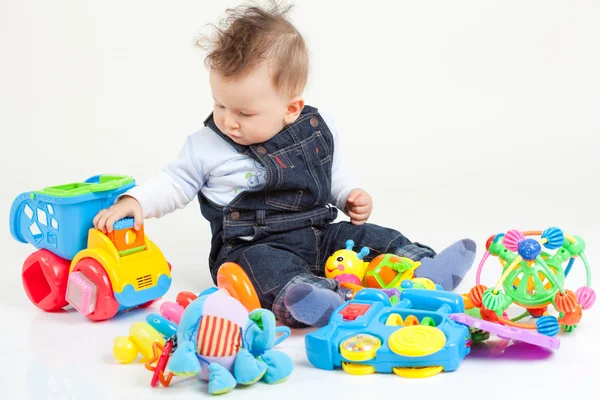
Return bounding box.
[449,313,561,350]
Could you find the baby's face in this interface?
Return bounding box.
[210,63,291,146]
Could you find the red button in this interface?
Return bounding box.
[339,304,370,321]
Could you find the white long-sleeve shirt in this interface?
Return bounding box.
[124,112,357,218]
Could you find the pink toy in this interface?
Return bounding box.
[160,301,184,325]
[450,313,560,350]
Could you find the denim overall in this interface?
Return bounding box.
[200,105,435,326]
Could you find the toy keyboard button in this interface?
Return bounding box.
[340,304,370,320]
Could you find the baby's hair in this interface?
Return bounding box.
[197,1,308,98]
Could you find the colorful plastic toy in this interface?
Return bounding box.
[469,227,594,336]
[449,313,560,350]
[167,290,292,395]
[305,288,471,378]
[9,175,172,321]
[325,240,439,291]
[114,263,293,395]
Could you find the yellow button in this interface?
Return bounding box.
[385,314,404,326]
[388,326,446,357]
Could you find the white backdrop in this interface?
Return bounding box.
[1,1,599,399]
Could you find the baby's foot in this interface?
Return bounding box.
[414,239,476,291]
[283,283,344,327]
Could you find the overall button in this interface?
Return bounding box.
[230,211,240,220]
[257,146,267,155]
[310,117,319,128]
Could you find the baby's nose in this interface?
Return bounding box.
[224,117,240,130]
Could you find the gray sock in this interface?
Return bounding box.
[283,282,344,327]
[414,239,476,291]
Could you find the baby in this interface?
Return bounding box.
[93,2,476,328]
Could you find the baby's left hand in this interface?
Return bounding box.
[345,188,373,225]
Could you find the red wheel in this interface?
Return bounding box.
[71,258,120,321]
[138,298,160,308]
[22,249,70,312]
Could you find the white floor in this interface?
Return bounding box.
[2,226,599,400]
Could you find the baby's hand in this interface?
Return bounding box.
[345,188,373,225]
[93,196,143,233]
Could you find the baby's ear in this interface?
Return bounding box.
[283,97,304,124]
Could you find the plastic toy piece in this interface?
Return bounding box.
[176,291,198,308]
[162,287,293,394]
[216,262,261,312]
[325,241,438,291]
[472,228,594,335]
[342,362,375,375]
[340,334,381,361]
[393,365,444,378]
[403,315,419,326]
[21,249,70,311]
[146,314,178,338]
[65,271,97,316]
[388,325,446,357]
[148,340,175,388]
[107,217,146,256]
[340,304,371,321]
[114,263,293,394]
[305,289,470,377]
[324,240,370,284]
[10,175,172,322]
[160,301,185,325]
[364,254,421,289]
[70,258,120,321]
[449,313,560,350]
[385,314,404,326]
[113,322,165,364]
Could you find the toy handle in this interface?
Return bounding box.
[475,251,490,286]
[274,326,290,346]
[216,262,261,312]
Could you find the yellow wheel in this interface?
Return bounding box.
[342,362,376,375]
[340,334,381,362]
[388,326,446,357]
[393,366,444,378]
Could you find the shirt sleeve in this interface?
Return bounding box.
[321,111,358,213]
[122,135,206,219]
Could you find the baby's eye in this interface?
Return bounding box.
[240,112,254,117]
[216,104,225,109]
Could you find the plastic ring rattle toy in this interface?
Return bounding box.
[216,262,261,312]
[470,227,595,336]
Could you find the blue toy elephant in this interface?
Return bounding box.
[167,288,293,395]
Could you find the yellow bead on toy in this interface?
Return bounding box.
[113,336,139,364]
[129,322,164,360]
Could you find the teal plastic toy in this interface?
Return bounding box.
[305,289,471,378]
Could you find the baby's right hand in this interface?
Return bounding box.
[93,196,143,233]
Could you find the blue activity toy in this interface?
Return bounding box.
[305,288,471,378]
